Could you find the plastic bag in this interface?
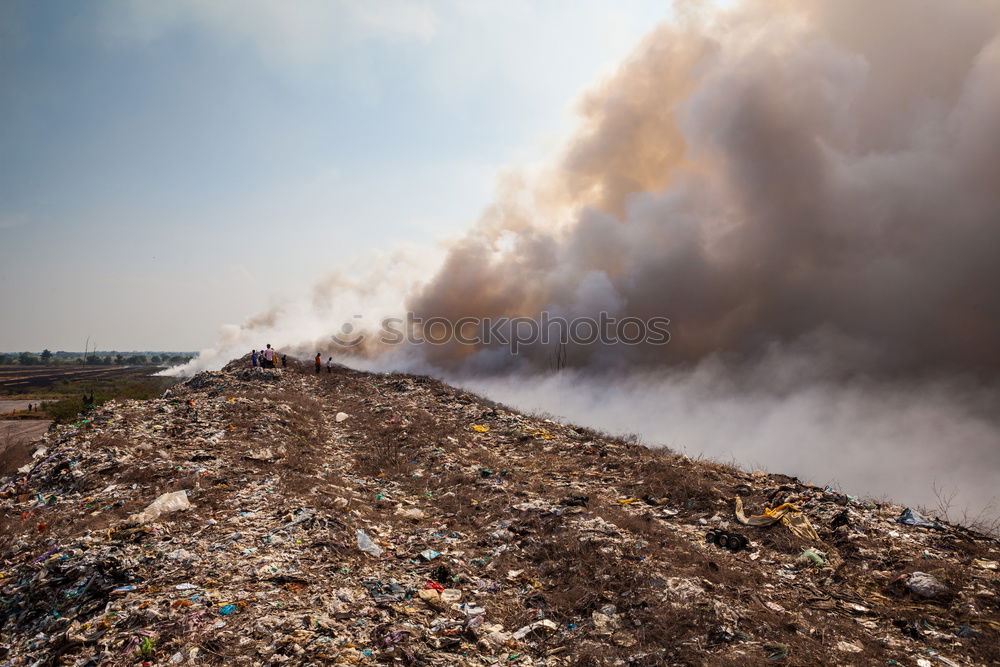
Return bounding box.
[356,529,383,557]
[897,508,939,528]
[134,490,191,524]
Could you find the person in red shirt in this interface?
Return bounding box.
[314,353,322,374]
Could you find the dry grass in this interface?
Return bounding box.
[490,513,719,663]
[623,451,724,512]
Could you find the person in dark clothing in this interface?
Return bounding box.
[251,349,259,367]
[281,354,287,367]
[314,353,322,374]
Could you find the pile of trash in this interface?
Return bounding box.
[1,358,998,665]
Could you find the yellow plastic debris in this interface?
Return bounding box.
[734,497,820,541]
[471,424,490,433]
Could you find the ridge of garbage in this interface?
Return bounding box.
[1,358,998,665]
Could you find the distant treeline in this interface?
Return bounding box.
[0,351,195,366]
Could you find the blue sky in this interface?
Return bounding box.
[1,0,670,351]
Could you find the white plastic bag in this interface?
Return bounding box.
[355,529,383,557]
[134,490,191,524]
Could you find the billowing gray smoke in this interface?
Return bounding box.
[409,0,1000,379]
[177,0,1000,526]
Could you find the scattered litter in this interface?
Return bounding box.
[897,508,939,528]
[513,619,558,640]
[835,640,862,652]
[0,357,996,665]
[889,571,949,599]
[133,490,191,524]
[764,642,789,660]
[356,529,383,557]
[796,547,828,567]
[734,497,820,541]
[706,528,749,552]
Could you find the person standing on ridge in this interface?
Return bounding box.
[314,353,322,374]
[263,344,275,368]
[326,357,334,373]
[251,349,259,368]
[281,354,287,368]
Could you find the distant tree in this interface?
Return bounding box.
[40,349,52,363]
[18,352,38,365]
[0,354,10,365]
[150,355,162,364]
[114,354,124,365]
[127,355,148,365]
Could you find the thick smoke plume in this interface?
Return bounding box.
[408,0,1000,377]
[175,0,1000,523]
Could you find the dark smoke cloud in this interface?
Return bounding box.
[173,0,1000,525]
[408,0,1000,379]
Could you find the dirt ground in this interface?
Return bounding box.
[0,419,51,477]
[0,419,51,442]
[0,399,44,414]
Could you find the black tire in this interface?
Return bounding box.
[716,532,730,548]
[706,530,719,545]
[728,535,747,552]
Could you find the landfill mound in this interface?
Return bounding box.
[1,359,998,666]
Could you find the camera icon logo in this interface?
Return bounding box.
[331,315,365,347]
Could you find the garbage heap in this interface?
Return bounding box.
[1,359,998,666]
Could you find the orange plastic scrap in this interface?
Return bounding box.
[734,497,820,541]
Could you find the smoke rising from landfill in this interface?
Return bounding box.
[180,0,1000,520]
[407,0,1000,377]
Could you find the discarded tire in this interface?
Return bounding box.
[728,534,748,552]
[706,529,748,553]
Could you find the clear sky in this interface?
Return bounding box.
[0,0,670,352]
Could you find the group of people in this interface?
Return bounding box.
[251,344,286,369]
[248,345,336,374]
[314,353,335,374]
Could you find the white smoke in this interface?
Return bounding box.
[170,0,1000,527]
[454,362,1000,526]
